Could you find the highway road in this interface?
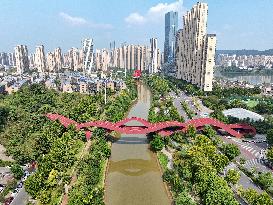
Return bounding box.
[225,163,263,193]
[170,91,213,119]
[221,136,272,174]
[10,186,29,205]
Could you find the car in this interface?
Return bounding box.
[242,139,250,143]
[0,184,4,193]
[11,188,19,197]
[17,182,23,189]
[24,170,30,176]
[226,136,232,139]
[201,113,209,117]
[4,197,14,205]
[22,171,31,182]
[22,174,29,182]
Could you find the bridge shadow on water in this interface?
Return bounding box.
[115,135,148,145]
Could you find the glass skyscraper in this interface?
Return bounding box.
[164,11,178,64]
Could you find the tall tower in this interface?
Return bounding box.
[150,38,158,74]
[176,2,216,91]
[14,45,29,74]
[35,45,46,73]
[109,41,116,68]
[82,38,94,74]
[164,11,178,63]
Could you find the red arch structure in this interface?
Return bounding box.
[46,113,256,139]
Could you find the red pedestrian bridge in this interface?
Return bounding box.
[46,113,256,139]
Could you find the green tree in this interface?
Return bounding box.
[186,125,196,138]
[175,191,196,205]
[225,169,240,185]
[255,192,273,205]
[46,169,59,187]
[203,125,216,139]
[241,188,258,204]
[204,175,239,205]
[10,164,24,179]
[150,135,164,151]
[25,172,45,198]
[266,147,273,163]
[266,129,273,146]
[210,109,229,123]
[37,190,51,205]
[220,143,241,161]
[256,172,273,189]
[239,157,246,165]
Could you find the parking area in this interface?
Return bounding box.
[0,165,33,205]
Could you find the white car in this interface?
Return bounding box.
[22,171,30,182]
[0,184,4,193]
[11,188,19,197]
[226,136,232,139]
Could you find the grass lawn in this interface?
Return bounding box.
[243,100,258,108]
[157,152,168,171]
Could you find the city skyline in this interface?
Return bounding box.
[0,0,272,53]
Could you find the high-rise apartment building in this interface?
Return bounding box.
[8,53,15,66]
[0,53,8,66]
[63,53,70,68]
[29,53,35,68]
[164,11,178,63]
[95,49,110,71]
[14,45,29,74]
[35,45,46,73]
[150,38,159,74]
[110,44,151,72]
[46,52,56,72]
[54,47,63,71]
[82,38,94,74]
[176,2,216,91]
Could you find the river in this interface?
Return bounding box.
[215,71,273,85]
[104,82,171,205]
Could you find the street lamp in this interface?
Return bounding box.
[103,79,109,105]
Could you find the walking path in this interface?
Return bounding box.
[60,139,92,205]
[162,148,173,169]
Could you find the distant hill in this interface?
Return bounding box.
[216,49,273,56]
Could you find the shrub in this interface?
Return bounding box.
[150,135,164,152]
[11,164,24,179]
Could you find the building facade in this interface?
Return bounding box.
[164,11,178,63]
[14,45,29,74]
[109,44,151,72]
[150,38,159,74]
[67,48,83,71]
[46,52,56,72]
[35,45,46,73]
[82,38,94,74]
[95,49,110,71]
[176,2,216,91]
[54,47,63,71]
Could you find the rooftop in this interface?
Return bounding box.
[223,108,264,121]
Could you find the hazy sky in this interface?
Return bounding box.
[0,0,272,53]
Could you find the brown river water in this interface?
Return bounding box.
[104,82,171,205]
